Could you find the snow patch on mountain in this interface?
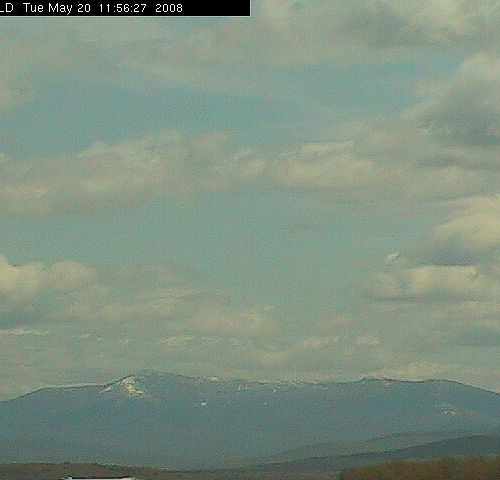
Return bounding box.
[101,375,148,397]
[435,402,459,416]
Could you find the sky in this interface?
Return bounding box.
[0,1,499,399]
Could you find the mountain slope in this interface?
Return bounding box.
[0,371,498,468]
[240,430,480,465]
[246,434,500,473]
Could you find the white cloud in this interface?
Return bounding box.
[0,79,32,112]
[0,252,283,348]
[1,248,498,396]
[0,131,261,215]
[406,54,500,152]
[0,254,100,303]
[366,265,496,302]
[355,333,381,346]
[0,326,49,337]
[372,361,456,381]
[431,196,500,264]
[358,189,500,392]
[0,253,298,396]
[145,0,500,70]
[2,121,499,216]
[296,335,339,350]
[1,13,499,215]
[0,27,115,113]
[1,2,499,109]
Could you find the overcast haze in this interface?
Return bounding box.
[0,1,499,399]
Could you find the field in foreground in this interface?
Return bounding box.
[339,456,500,479]
[0,462,328,480]
[1,456,500,480]
[0,462,332,480]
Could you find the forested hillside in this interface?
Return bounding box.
[339,456,500,480]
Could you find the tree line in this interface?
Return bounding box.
[338,455,500,480]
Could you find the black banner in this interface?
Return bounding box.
[0,1,250,16]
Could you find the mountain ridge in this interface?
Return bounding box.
[1,371,498,469]
[3,371,498,403]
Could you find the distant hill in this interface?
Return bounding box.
[239,430,482,465]
[245,434,500,474]
[1,436,499,480]
[0,371,499,468]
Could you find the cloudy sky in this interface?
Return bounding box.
[0,1,499,399]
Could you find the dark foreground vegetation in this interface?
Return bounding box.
[0,456,499,480]
[0,462,330,480]
[339,456,500,480]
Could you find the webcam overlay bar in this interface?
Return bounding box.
[0,1,250,16]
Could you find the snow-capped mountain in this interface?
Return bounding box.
[0,371,498,469]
